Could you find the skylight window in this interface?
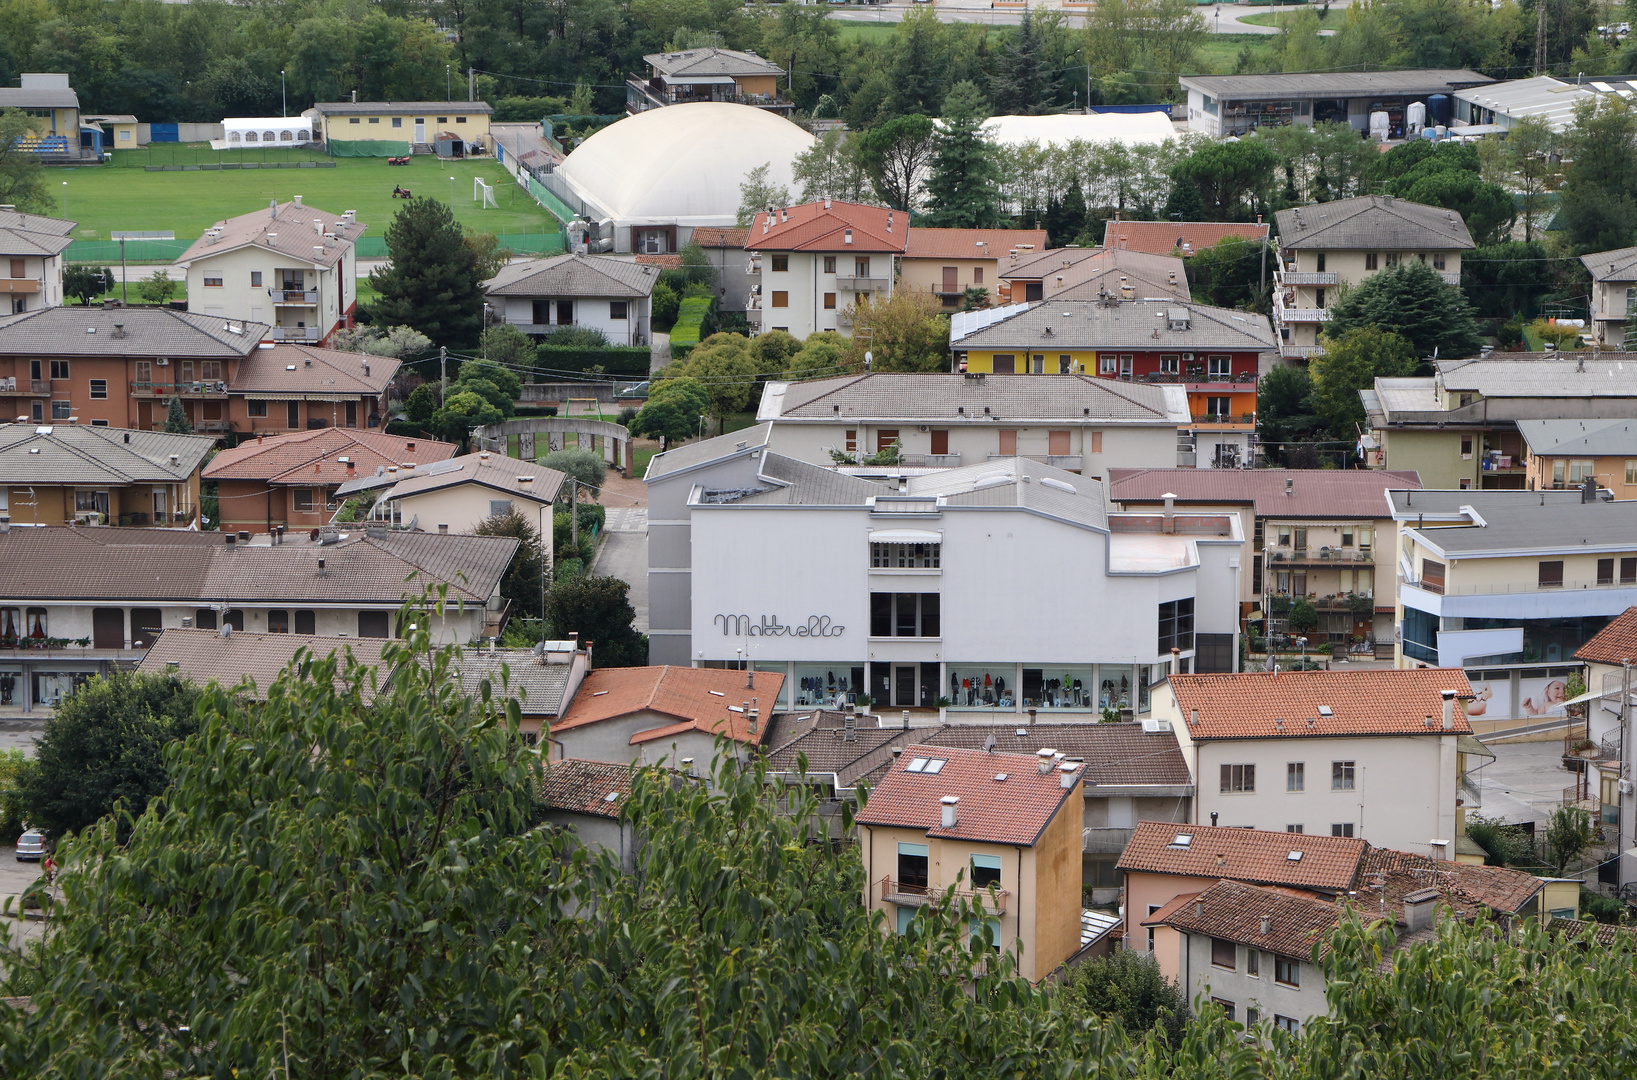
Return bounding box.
[1171,833,1193,849]
[906,757,929,772]
[1287,851,1303,861]
[905,757,947,774]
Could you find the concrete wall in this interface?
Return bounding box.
[1377,427,1478,490]
[1028,782,1087,981]
[184,239,355,344]
[1179,931,1331,1031]
[1122,869,1221,982]
[552,708,751,766]
[540,809,636,871]
[898,256,1003,308]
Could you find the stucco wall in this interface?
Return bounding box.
[1180,931,1331,1030]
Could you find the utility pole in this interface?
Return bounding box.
[468,67,475,102]
[568,476,579,550]
[439,346,448,404]
[1623,659,1633,893]
[1259,233,1267,297]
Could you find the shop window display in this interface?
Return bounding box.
[1021,665,1098,710]
[792,663,863,709]
[946,666,1015,709]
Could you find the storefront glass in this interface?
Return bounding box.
[32,670,92,708]
[1021,665,1099,711]
[946,666,1016,710]
[0,666,19,706]
[791,663,863,709]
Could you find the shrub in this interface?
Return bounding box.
[669,296,715,359]
[542,447,607,496]
[554,556,584,581]
[651,281,679,330]
[536,345,651,378]
[539,325,609,349]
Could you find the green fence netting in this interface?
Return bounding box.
[65,238,193,264]
[526,175,579,227]
[325,139,413,158]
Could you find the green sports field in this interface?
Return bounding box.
[55,147,554,249]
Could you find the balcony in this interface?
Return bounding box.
[1439,270,1460,286]
[0,377,48,395]
[1275,297,1331,324]
[625,76,794,115]
[131,380,228,397]
[268,288,319,305]
[1267,547,1374,565]
[835,275,890,292]
[1280,342,1322,359]
[270,326,321,342]
[876,875,1008,913]
[1278,271,1338,286]
[1083,827,1135,855]
[1118,370,1256,386]
[899,452,962,468]
[746,258,761,276]
[746,308,762,330]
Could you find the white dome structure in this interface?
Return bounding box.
[558,103,813,231]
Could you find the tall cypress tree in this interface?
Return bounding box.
[365,197,483,347]
[925,81,1003,229]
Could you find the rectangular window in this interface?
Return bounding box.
[823,256,836,273]
[456,116,466,124]
[1274,1015,1299,1034]
[930,429,948,455]
[1159,354,1179,374]
[489,499,512,517]
[1599,558,1615,585]
[1623,557,1637,584]
[1246,949,1260,977]
[251,271,262,287]
[436,117,447,124]
[1293,527,1308,552]
[179,360,194,385]
[202,361,222,382]
[1331,823,1354,838]
[998,430,1017,454]
[1220,763,1255,793]
[249,400,268,417]
[1090,431,1102,454]
[1099,354,1117,374]
[1315,253,1326,272]
[1385,252,1400,267]
[134,360,152,386]
[349,117,360,124]
[771,291,789,308]
[871,542,939,568]
[1275,957,1300,987]
[89,379,107,399]
[1539,560,1564,588]
[1058,354,1072,373]
[970,853,1002,889]
[845,429,856,452]
[1332,761,1355,790]
[869,593,940,637]
[1211,938,1236,970]
[606,301,628,320]
[1433,253,1446,270]
[49,360,68,380]
[293,489,314,512]
[973,267,983,283]
[1625,460,1637,486]
[824,292,836,309]
[1158,597,1194,654]
[8,258,23,278]
[876,429,899,453]
[204,277,223,287]
[359,611,390,638]
[1365,253,1378,270]
[288,402,300,428]
[855,258,870,277]
[1206,396,1231,419]
[1569,459,1597,484]
[1031,354,1044,374]
[1287,762,1304,791]
[1287,824,1304,833]
[51,400,70,419]
[294,610,316,635]
[1246,1007,1260,1028]
[390,118,401,128]
[991,354,1015,374]
[1208,355,1231,379]
[771,254,789,272]
[1048,430,1070,456]
[1213,999,1236,1022]
[267,610,289,633]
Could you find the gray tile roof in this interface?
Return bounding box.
[0,306,265,358]
[482,253,659,299]
[918,722,1193,786]
[1109,467,1422,519]
[1579,246,1637,283]
[763,725,924,786]
[1179,70,1491,101]
[1004,247,1189,302]
[1398,492,1637,555]
[230,344,398,397]
[1517,418,1637,457]
[1437,356,1637,398]
[0,211,74,257]
[765,372,1191,425]
[644,48,784,78]
[0,88,79,109]
[0,422,216,485]
[1273,196,1476,252]
[309,101,494,116]
[0,526,517,605]
[452,649,573,716]
[137,628,392,700]
[1387,488,1586,518]
[381,453,565,505]
[178,201,363,271]
[644,423,772,480]
[729,453,887,505]
[950,299,1277,352]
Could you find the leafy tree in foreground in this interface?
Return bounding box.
[541,447,607,497]
[1056,949,1187,1047]
[366,196,484,346]
[1309,327,1417,435]
[1324,261,1482,360]
[857,112,937,211]
[137,269,178,304]
[847,290,950,372]
[62,264,108,305]
[0,108,49,214]
[14,670,202,838]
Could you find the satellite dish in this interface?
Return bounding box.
[983,734,997,752]
[864,350,872,370]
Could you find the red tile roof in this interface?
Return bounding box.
[1576,606,1637,665]
[904,227,1048,260]
[747,201,907,254]
[554,666,785,747]
[634,253,683,270]
[1358,847,1541,916]
[855,743,1080,846]
[691,226,750,249]
[1101,220,1270,258]
[1108,468,1422,519]
[1168,668,1474,740]
[1154,879,1341,960]
[1117,820,1367,892]
[538,758,634,819]
[230,344,399,396]
[203,428,457,484]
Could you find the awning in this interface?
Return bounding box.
[1456,733,1495,761]
[1561,687,1624,707]
[867,529,942,542]
[660,74,736,87]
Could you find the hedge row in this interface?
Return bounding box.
[535,345,650,378]
[668,297,715,360]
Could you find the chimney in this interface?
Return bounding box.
[237,531,250,544]
[225,533,236,546]
[1260,915,1271,935]
[113,322,125,339]
[294,195,302,208]
[1162,492,1175,533]
[1582,476,1598,503]
[1170,647,1181,675]
[1189,709,1199,727]
[1037,748,1055,775]
[317,557,326,576]
[1402,888,1439,933]
[1285,477,1294,496]
[1059,762,1079,790]
[438,523,449,534]
[940,795,959,828]
[1195,900,1203,918]
[843,713,856,742]
[407,441,416,451]
[1441,690,1455,730]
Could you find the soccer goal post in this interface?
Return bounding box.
[473,177,497,209]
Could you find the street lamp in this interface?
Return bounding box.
[281,70,287,118]
[449,176,456,210]
[1297,636,1308,669]
[60,181,67,219]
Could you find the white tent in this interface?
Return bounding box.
[980,112,1177,149]
[216,117,315,150]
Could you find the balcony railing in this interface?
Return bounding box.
[1275,298,1331,323]
[1083,827,1136,854]
[0,377,48,395]
[625,77,793,113]
[899,452,962,467]
[131,381,228,397]
[1267,547,1374,563]
[835,275,890,291]
[1277,270,1339,286]
[876,875,1008,913]
[1280,342,1322,359]
[1117,370,1255,385]
[270,326,321,342]
[746,308,762,329]
[268,288,319,304]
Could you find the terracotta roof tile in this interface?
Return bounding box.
[1358,847,1541,916]
[855,744,1080,846]
[1101,220,1270,257]
[555,666,784,747]
[538,758,634,819]
[748,201,907,254]
[904,228,1048,260]
[1155,879,1342,960]
[204,428,456,484]
[1108,467,1422,518]
[763,725,924,786]
[691,227,750,249]
[1576,606,1637,665]
[1117,820,1367,891]
[1169,668,1474,740]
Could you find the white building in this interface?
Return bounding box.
[645,434,1244,703]
[176,198,363,346]
[0,209,73,313]
[1178,70,1492,139]
[482,253,658,345]
[1152,668,1481,859]
[746,200,906,338]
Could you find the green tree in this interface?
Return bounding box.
[1554,94,1637,255]
[924,81,1002,229]
[544,574,647,666]
[847,290,950,372]
[1256,365,1321,454]
[453,358,523,412]
[62,264,107,305]
[542,447,607,497]
[1461,242,1555,319]
[404,383,439,425]
[988,9,1050,115]
[366,197,484,346]
[857,112,938,211]
[1187,235,1267,310]
[792,128,871,204]
[1056,949,1186,1048]
[1482,114,1557,242]
[650,280,680,330]
[752,328,802,370]
[784,331,849,379]
[464,229,513,282]
[332,324,436,359]
[1083,0,1208,92]
[1325,261,1483,359]
[0,107,49,213]
[474,507,548,621]
[1309,327,1417,435]
[163,396,193,434]
[1287,596,1319,635]
[1170,139,1278,222]
[1399,169,1515,247]
[480,323,536,373]
[1544,804,1596,875]
[137,269,178,305]
[15,670,202,838]
[429,390,503,444]
[736,162,792,227]
[631,375,711,442]
[671,332,759,426]
[0,747,28,840]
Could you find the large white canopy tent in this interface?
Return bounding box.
[216,117,315,149]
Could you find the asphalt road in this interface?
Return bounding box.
[591,507,650,634]
[826,0,1345,32]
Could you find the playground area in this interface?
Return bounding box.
[57,148,558,263]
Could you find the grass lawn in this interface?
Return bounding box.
[1189,34,1277,73]
[1238,8,1347,28]
[355,277,380,308]
[57,148,551,245]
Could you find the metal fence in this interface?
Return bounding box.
[69,231,564,265]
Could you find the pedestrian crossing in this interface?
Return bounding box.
[603,507,648,533]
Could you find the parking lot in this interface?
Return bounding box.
[0,844,50,957]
